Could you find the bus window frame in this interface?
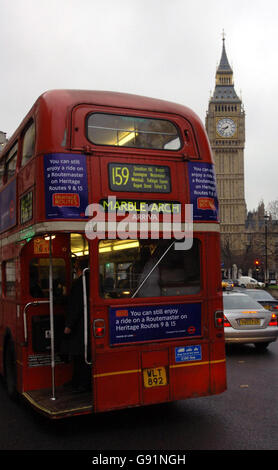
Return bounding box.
[19,234,73,303]
[4,259,17,298]
[21,119,36,168]
[71,104,201,158]
[97,237,203,302]
[4,142,18,184]
[85,111,183,151]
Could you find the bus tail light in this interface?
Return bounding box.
[215,310,224,328]
[93,319,106,337]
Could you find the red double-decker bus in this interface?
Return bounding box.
[0,90,226,418]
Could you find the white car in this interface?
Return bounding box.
[223,292,278,351]
[237,276,265,288]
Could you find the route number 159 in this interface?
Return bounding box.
[111,166,129,186]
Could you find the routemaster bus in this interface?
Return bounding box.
[0,90,226,418]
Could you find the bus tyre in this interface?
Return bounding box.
[4,340,17,399]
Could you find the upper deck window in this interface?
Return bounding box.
[87,113,181,150]
[5,142,18,181]
[21,121,35,167]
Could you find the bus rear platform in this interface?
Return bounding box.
[22,387,92,419]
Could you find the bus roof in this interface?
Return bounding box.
[3,89,211,161]
[38,89,199,119]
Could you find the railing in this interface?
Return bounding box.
[82,268,92,366]
[23,301,50,343]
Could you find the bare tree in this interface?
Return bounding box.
[267,199,278,220]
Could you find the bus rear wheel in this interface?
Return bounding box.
[4,339,17,399]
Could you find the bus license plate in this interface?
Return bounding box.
[239,319,261,326]
[143,367,167,388]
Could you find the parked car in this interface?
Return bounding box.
[237,276,265,288]
[244,289,278,313]
[223,291,278,351]
[222,279,234,290]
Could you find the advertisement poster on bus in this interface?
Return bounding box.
[188,162,219,221]
[44,153,88,219]
[110,303,201,345]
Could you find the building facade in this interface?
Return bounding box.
[206,36,247,255]
[245,202,278,282]
[0,131,7,151]
[205,36,278,282]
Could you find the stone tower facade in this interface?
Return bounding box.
[206,36,247,254]
[0,131,7,151]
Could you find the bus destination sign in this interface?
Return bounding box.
[108,162,171,193]
[99,198,181,214]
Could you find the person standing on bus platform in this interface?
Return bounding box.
[62,258,91,393]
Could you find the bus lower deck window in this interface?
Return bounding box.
[6,260,16,297]
[98,239,200,299]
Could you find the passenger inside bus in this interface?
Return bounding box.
[62,257,91,393]
[29,265,44,298]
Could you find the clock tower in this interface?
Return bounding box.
[206,35,247,254]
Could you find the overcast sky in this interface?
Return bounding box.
[0,0,277,212]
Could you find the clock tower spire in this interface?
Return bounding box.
[217,31,233,76]
[214,33,239,99]
[206,34,247,255]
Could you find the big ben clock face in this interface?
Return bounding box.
[216,118,236,137]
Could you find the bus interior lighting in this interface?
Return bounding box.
[99,240,140,253]
[44,235,56,240]
[99,246,112,253]
[118,131,137,146]
[112,241,139,251]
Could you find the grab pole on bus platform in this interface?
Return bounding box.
[82,267,91,366]
[48,235,56,401]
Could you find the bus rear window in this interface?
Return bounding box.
[98,239,200,299]
[87,113,181,150]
